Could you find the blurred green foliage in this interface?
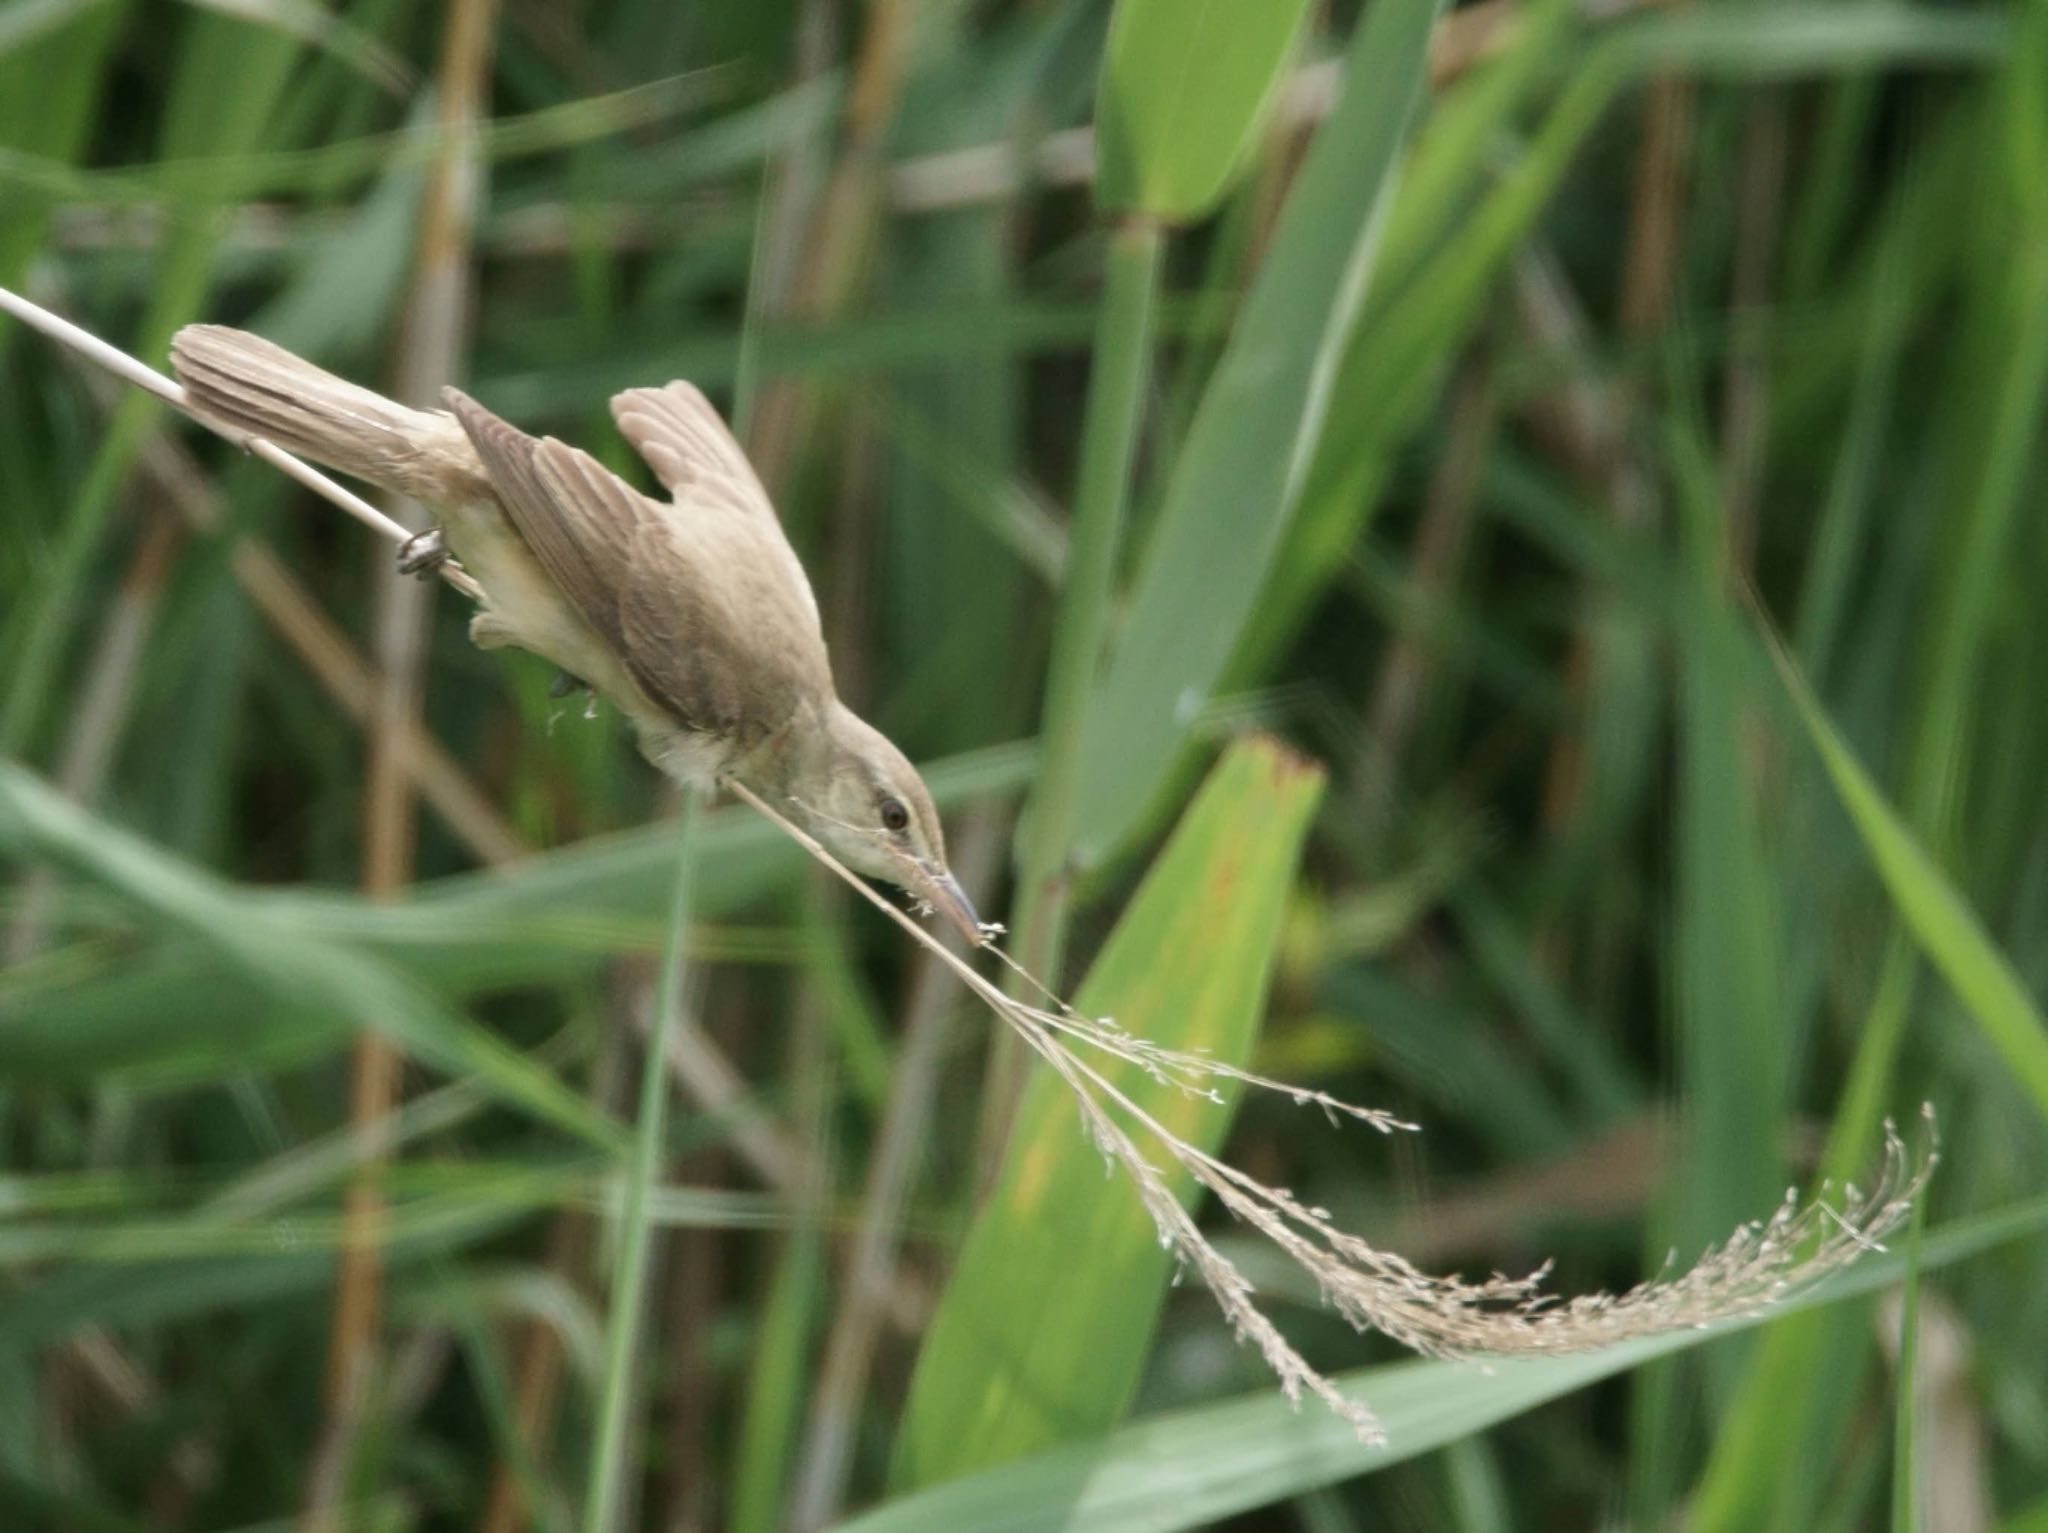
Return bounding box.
[2,0,2046,1529]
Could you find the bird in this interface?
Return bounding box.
[169,324,983,944]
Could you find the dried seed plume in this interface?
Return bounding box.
[729,778,1933,1445]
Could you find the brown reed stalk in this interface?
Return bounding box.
[311,4,500,1528]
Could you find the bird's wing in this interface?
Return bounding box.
[445,388,832,744]
[609,381,823,637]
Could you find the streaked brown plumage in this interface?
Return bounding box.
[170,324,981,941]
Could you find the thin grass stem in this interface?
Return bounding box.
[983,216,1163,1165]
[0,282,485,600]
[1009,218,1163,974]
[1890,1192,1927,1533]
[583,790,703,1533]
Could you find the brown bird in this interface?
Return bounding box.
[170,325,982,942]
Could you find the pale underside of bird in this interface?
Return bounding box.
[168,324,981,941]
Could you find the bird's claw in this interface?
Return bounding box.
[397,527,450,577]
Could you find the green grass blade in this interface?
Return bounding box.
[0,72,719,207]
[0,760,627,1152]
[0,1209,521,1350]
[0,745,1036,1072]
[1605,2,2004,76]
[1691,73,2045,1518]
[1670,492,1793,1256]
[732,1221,827,1533]
[0,0,124,291]
[0,9,304,757]
[1250,0,2008,691]
[894,736,1325,1487]
[1067,0,1441,866]
[1009,218,1161,982]
[1761,642,2048,1120]
[585,792,702,1533]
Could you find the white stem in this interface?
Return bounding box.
[0,283,485,601]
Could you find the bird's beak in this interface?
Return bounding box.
[923,868,984,946]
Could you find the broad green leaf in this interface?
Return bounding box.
[0,761,627,1152]
[1069,0,1440,866]
[1094,0,1312,221]
[841,1195,2048,1533]
[893,736,1325,1487]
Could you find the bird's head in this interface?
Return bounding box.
[786,703,982,944]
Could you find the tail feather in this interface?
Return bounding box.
[170,325,482,504]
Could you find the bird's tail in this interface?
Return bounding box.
[169,325,481,504]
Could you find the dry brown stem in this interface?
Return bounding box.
[312,5,500,1527]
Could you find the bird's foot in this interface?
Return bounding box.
[397,527,450,577]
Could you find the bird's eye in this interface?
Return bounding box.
[879,796,910,833]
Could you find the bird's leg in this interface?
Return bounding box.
[548,670,589,699]
[396,526,450,577]
[467,611,513,649]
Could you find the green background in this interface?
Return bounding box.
[3,0,2046,1529]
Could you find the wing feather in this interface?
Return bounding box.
[611,381,758,496]
[610,381,822,635]
[444,388,832,746]
[446,391,625,635]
